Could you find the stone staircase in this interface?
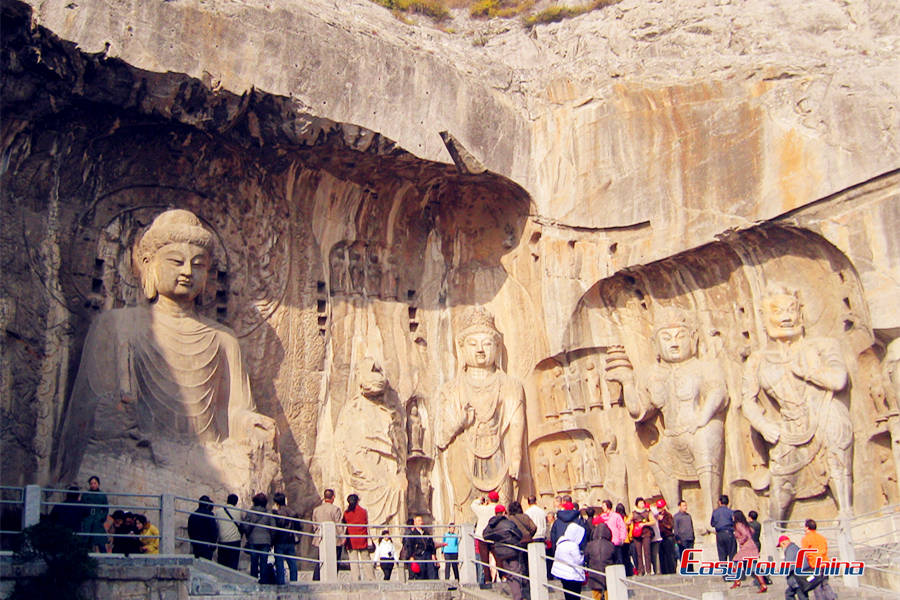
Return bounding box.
[457,574,899,600]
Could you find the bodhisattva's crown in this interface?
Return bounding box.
[456,305,499,341]
[653,306,696,335]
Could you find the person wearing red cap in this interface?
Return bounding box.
[778,535,809,600]
[656,499,677,574]
[483,504,526,600]
[472,493,500,586]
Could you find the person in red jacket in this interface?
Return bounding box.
[343,494,374,580]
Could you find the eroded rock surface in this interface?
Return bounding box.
[2,0,899,528]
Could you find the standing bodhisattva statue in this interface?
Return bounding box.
[54,209,275,483]
[435,306,525,521]
[612,307,727,521]
[740,285,853,520]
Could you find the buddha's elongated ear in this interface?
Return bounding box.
[141,256,158,301]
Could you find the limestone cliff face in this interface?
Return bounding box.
[2,0,899,524]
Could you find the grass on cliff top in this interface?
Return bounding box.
[370,0,618,25]
[524,0,619,26]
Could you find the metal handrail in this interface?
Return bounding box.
[41,487,163,498]
[173,535,320,565]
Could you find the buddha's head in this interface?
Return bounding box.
[136,209,215,304]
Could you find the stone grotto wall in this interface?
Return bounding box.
[2,0,899,528]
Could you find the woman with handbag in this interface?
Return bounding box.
[343,494,375,580]
[631,497,654,576]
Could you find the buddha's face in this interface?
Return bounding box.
[152,242,210,302]
[462,332,497,368]
[763,294,802,340]
[657,325,694,363]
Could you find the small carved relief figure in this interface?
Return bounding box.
[336,357,407,525]
[348,244,365,294]
[583,361,604,409]
[435,306,526,522]
[54,209,277,483]
[407,399,426,456]
[601,434,628,504]
[365,245,382,297]
[541,371,557,419]
[583,438,603,485]
[741,285,854,520]
[535,447,553,495]
[330,243,348,295]
[612,307,728,521]
[383,253,399,300]
[552,366,570,415]
[550,445,573,492]
[569,442,585,487]
[568,365,585,411]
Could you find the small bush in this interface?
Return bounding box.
[373,0,451,21]
[470,0,533,18]
[524,0,618,27]
[9,521,98,600]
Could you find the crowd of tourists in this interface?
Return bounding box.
[46,476,160,556]
[44,477,839,599]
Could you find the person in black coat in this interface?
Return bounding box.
[585,521,616,595]
[49,486,86,534]
[483,506,525,600]
[187,495,219,559]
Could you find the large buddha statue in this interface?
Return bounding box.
[435,306,525,521]
[54,209,277,490]
[740,284,853,520]
[611,307,727,521]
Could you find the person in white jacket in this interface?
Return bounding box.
[551,521,586,600]
[372,530,396,580]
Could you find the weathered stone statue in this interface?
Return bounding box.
[435,306,525,521]
[611,308,727,518]
[535,447,553,495]
[583,361,604,409]
[336,357,406,525]
[365,245,382,297]
[550,444,573,492]
[881,339,900,500]
[601,434,628,503]
[407,399,426,456]
[53,209,278,493]
[741,285,854,520]
[329,243,348,295]
[348,244,364,293]
[583,438,603,485]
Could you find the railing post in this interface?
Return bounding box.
[762,519,777,561]
[526,541,549,600]
[160,493,175,554]
[605,563,627,600]
[458,523,477,585]
[319,521,338,583]
[23,485,41,527]
[837,515,858,589]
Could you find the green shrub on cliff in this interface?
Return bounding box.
[9,521,97,600]
[372,0,452,21]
